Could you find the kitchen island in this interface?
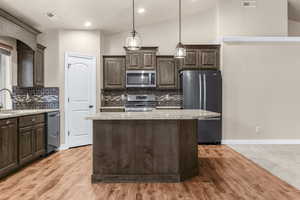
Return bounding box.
[86,109,220,183]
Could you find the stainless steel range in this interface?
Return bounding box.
[125,94,157,112]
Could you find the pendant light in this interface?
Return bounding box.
[125,0,142,50]
[174,0,186,58]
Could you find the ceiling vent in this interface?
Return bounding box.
[241,0,257,8]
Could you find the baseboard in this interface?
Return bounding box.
[59,144,69,151]
[222,140,300,145]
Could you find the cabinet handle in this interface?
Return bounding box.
[32,119,36,122]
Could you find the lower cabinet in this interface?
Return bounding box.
[0,119,18,178]
[34,124,45,156]
[19,115,46,165]
[19,127,35,165]
[0,114,46,178]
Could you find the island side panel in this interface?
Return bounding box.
[93,121,136,175]
[92,120,198,182]
[179,120,199,180]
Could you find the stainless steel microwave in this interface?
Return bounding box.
[126,70,156,88]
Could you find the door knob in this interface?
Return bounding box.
[89,105,94,108]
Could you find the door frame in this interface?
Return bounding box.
[64,52,97,149]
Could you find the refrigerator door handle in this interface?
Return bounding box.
[199,73,202,109]
[203,74,207,110]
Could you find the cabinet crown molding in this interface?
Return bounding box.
[0,8,41,35]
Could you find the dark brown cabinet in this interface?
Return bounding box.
[19,127,34,165]
[19,114,45,165]
[17,40,35,87]
[126,52,140,70]
[142,51,156,70]
[157,56,178,89]
[184,49,198,67]
[0,113,51,179]
[183,45,220,70]
[199,49,219,68]
[125,47,158,70]
[17,41,46,87]
[34,124,45,156]
[34,44,46,87]
[0,119,18,178]
[103,56,126,89]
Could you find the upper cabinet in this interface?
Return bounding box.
[125,47,158,70]
[17,41,45,87]
[157,56,178,89]
[34,44,46,87]
[182,45,220,70]
[103,56,126,90]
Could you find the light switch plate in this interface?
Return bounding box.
[241,0,257,8]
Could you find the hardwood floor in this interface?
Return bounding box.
[0,145,299,200]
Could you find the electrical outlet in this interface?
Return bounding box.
[255,126,261,134]
[241,0,257,8]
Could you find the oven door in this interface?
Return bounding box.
[126,71,156,88]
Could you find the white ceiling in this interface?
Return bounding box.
[0,0,217,33]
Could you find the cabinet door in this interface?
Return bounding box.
[183,49,198,68]
[0,119,18,177]
[17,41,35,87]
[199,49,219,69]
[157,57,177,89]
[126,53,141,70]
[34,124,45,156]
[104,57,126,89]
[142,52,156,70]
[34,44,45,87]
[19,127,34,165]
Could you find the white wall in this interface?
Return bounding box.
[37,30,60,87]
[103,8,218,55]
[217,0,288,37]
[288,20,300,36]
[222,43,300,140]
[38,30,102,145]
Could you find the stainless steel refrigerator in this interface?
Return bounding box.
[180,70,222,144]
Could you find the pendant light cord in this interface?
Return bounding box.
[179,0,182,43]
[132,0,136,36]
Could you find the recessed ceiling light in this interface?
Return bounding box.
[84,21,92,27]
[137,8,145,14]
[46,12,55,18]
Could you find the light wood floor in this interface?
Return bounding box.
[0,145,299,200]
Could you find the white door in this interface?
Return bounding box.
[65,53,96,148]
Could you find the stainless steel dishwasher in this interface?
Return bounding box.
[46,111,60,154]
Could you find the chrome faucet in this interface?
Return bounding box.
[0,88,15,110]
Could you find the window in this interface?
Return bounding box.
[0,48,12,109]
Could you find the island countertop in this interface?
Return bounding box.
[86,109,220,120]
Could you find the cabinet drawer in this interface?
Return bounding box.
[19,114,45,127]
[0,118,17,126]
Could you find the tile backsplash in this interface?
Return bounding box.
[13,86,59,110]
[101,89,182,107]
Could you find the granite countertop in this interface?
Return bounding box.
[100,106,125,109]
[100,106,181,109]
[86,109,220,120]
[156,106,182,109]
[0,109,60,119]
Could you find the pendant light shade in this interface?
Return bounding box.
[125,0,142,50]
[125,31,142,51]
[175,0,186,58]
[175,42,186,58]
